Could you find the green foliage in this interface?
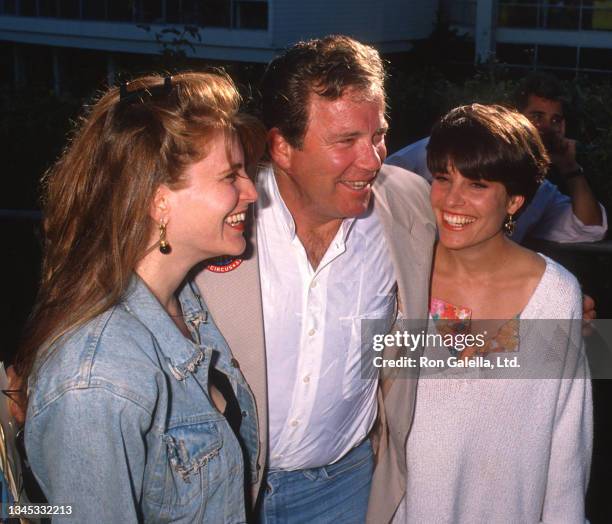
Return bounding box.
[570,79,612,217]
[386,64,519,147]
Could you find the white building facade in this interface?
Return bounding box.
[0,0,437,62]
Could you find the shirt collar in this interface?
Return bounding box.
[339,217,357,246]
[261,165,297,239]
[122,274,211,371]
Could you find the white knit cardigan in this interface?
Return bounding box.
[393,256,592,524]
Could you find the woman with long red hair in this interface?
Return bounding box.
[13,71,264,522]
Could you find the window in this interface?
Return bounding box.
[18,0,36,16]
[498,1,538,28]
[107,0,132,21]
[58,0,80,19]
[181,0,206,25]
[542,3,581,30]
[1,0,17,15]
[0,0,269,29]
[82,3,106,20]
[39,0,59,17]
[202,0,231,27]
[498,1,588,30]
[234,0,267,29]
[138,0,164,23]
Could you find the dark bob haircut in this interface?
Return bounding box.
[261,35,385,148]
[427,104,549,210]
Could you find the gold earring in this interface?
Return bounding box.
[159,222,171,254]
[503,214,516,236]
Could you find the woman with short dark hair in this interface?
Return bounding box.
[394,104,592,523]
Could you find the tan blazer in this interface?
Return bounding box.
[195,164,436,522]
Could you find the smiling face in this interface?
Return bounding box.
[161,130,257,262]
[430,167,524,252]
[271,89,388,226]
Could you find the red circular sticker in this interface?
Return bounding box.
[206,256,243,273]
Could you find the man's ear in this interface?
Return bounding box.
[507,194,525,216]
[268,128,294,172]
[150,184,172,224]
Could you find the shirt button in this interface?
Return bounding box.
[310,281,317,289]
[303,376,310,383]
[308,328,316,336]
[290,419,299,427]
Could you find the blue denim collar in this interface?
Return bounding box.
[122,274,212,374]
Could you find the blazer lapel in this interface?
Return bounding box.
[193,228,268,491]
[367,167,436,524]
[373,183,431,322]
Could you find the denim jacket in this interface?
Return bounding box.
[25,275,259,523]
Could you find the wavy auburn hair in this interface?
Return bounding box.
[16,71,264,380]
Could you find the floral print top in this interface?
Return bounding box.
[430,297,519,359]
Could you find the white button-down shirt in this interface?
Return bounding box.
[256,166,397,470]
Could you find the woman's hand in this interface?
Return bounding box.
[582,294,596,337]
